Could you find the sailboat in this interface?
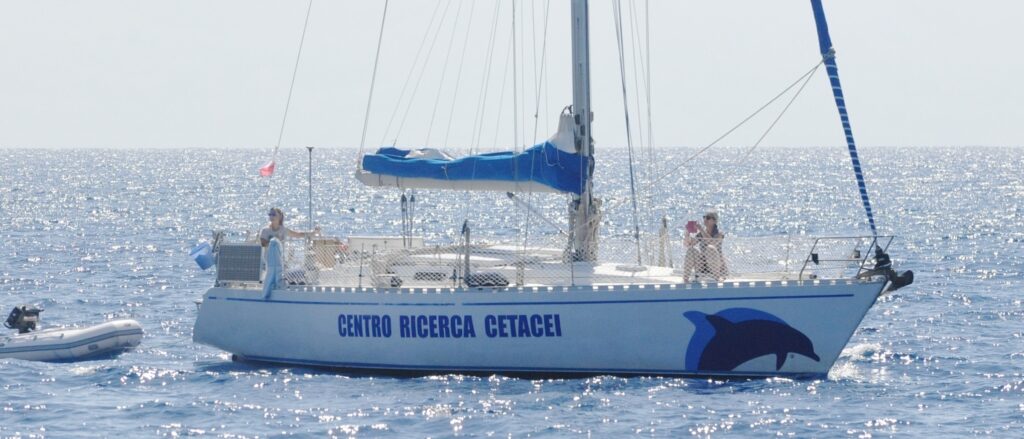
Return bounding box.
[193,0,913,378]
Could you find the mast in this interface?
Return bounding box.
[568,0,600,261]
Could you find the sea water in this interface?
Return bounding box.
[1,147,1021,437]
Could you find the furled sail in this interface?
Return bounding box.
[809,0,878,235]
[356,111,589,194]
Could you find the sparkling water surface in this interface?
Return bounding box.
[1,147,1022,437]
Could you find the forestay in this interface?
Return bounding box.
[809,0,878,235]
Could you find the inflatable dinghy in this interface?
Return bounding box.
[0,305,143,362]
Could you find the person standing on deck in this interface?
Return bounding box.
[260,207,319,247]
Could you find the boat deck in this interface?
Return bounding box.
[213,235,890,290]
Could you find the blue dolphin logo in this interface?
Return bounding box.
[684,308,820,371]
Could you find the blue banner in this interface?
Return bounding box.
[362,142,589,195]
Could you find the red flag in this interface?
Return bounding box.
[259,161,276,177]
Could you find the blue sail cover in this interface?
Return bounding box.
[361,142,589,195]
[810,0,878,235]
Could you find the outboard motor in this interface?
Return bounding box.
[869,247,914,292]
[5,305,43,334]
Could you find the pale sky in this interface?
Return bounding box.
[0,0,1021,149]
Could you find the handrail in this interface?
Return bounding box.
[798,235,894,281]
[217,233,899,289]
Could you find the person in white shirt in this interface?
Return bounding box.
[259,207,318,247]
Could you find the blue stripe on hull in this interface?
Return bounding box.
[214,292,856,307]
[238,354,827,380]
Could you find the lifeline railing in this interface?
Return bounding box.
[230,232,887,289]
[796,235,893,281]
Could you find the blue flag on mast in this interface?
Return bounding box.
[809,0,878,235]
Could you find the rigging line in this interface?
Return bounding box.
[441,0,477,148]
[271,0,315,163]
[613,0,643,266]
[461,2,501,225]
[643,0,656,203]
[462,9,512,226]
[626,0,651,232]
[519,0,528,149]
[524,1,533,147]
[628,1,652,184]
[369,0,443,224]
[530,0,552,144]
[510,0,522,248]
[512,0,520,154]
[357,0,389,164]
[567,58,830,237]
[517,0,528,253]
[523,0,551,251]
[647,57,826,188]
[518,0,526,150]
[528,0,537,143]
[462,2,503,224]
[255,0,313,229]
[618,0,659,226]
[508,193,567,236]
[527,7,533,143]
[377,0,445,147]
[425,0,465,147]
[643,0,657,235]
[528,0,552,143]
[470,2,503,154]
[738,63,821,163]
[619,0,646,241]
[392,0,455,146]
[626,1,646,154]
[513,0,546,252]
[542,29,550,136]
[489,18,514,150]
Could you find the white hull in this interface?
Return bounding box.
[194,280,884,378]
[0,320,143,362]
